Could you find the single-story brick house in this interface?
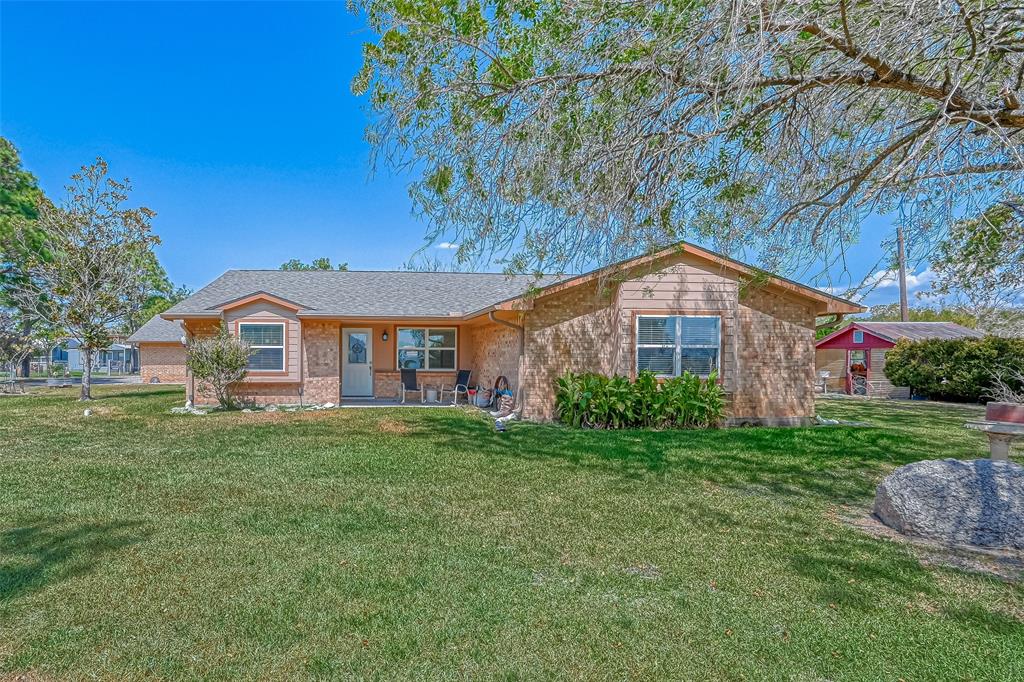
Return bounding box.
[127,315,187,384]
[815,321,984,397]
[162,243,863,424]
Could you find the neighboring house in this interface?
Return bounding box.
[162,242,863,424]
[46,338,138,374]
[815,321,984,398]
[127,315,187,384]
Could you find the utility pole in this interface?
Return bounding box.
[896,222,909,322]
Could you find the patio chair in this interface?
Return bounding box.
[398,368,425,404]
[439,369,472,405]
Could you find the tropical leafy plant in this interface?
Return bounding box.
[554,369,724,429]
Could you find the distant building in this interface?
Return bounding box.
[127,315,186,384]
[45,338,138,374]
[815,322,984,397]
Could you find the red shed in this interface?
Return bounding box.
[815,322,983,397]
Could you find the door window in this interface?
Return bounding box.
[348,333,368,364]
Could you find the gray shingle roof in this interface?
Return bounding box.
[127,314,185,343]
[855,322,985,342]
[163,270,563,318]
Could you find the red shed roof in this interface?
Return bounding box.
[816,321,983,348]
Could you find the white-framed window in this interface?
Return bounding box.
[239,322,285,371]
[397,327,457,370]
[636,315,720,377]
[853,330,864,344]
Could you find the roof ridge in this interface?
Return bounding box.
[224,269,558,276]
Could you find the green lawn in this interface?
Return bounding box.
[1,386,1021,680]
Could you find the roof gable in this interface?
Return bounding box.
[816,324,895,349]
[127,315,186,343]
[816,321,985,348]
[490,243,864,315]
[216,291,306,312]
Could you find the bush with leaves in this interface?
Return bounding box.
[554,369,724,429]
[185,324,250,409]
[883,337,1024,403]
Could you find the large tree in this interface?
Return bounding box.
[928,199,1024,335]
[14,158,160,399]
[0,138,49,375]
[355,0,1024,276]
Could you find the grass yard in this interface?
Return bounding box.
[1,386,1021,680]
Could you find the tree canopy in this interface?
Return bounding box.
[0,137,47,306]
[928,199,1023,335]
[280,257,348,271]
[355,0,1024,276]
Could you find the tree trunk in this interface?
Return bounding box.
[81,347,92,400]
[896,223,910,322]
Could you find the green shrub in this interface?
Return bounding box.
[554,369,725,429]
[186,324,251,409]
[883,336,1024,402]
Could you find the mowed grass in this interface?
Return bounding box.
[0,386,1021,680]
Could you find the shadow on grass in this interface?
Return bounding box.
[0,518,152,602]
[89,387,181,401]
[426,409,955,503]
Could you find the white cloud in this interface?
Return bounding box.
[436,242,459,249]
[864,268,935,291]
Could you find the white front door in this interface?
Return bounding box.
[342,328,373,397]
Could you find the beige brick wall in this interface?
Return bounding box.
[303,321,340,404]
[731,287,817,425]
[465,320,521,392]
[521,281,617,421]
[139,343,186,384]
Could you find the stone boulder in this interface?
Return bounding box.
[874,458,1024,549]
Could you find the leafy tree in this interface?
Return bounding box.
[12,158,160,400]
[928,201,1024,336]
[354,0,1024,274]
[185,324,250,409]
[867,303,978,328]
[0,138,49,375]
[0,137,46,284]
[0,308,54,379]
[279,257,348,271]
[124,281,191,335]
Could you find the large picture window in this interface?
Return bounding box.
[239,322,285,371]
[397,327,456,370]
[636,315,720,377]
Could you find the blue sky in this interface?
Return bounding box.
[1,1,920,306]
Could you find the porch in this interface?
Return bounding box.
[338,396,467,409]
[302,316,522,404]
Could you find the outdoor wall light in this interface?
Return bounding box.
[381,331,389,342]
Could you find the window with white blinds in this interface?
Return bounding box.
[636,315,720,377]
[239,323,285,371]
